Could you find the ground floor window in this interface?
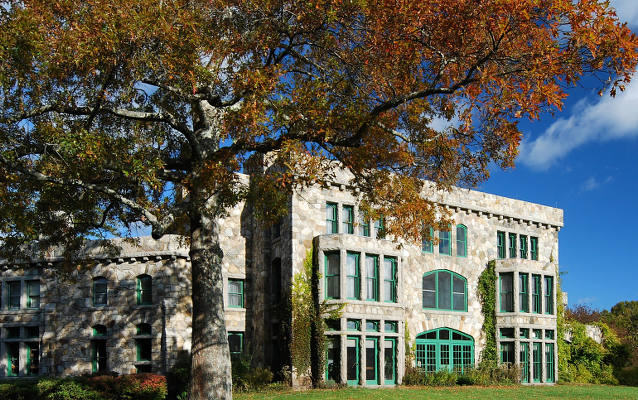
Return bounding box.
[533,342,542,383]
[415,328,474,373]
[384,338,397,385]
[26,343,39,376]
[325,336,340,382]
[92,340,107,373]
[6,343,19,376]
[346,336,359,385]
[520,342,530,383]
[545,343,555,383]
[365,338,379,385]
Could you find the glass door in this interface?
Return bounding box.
[365,337,379,385]
[346,337,359,386]
[384,338,396,384]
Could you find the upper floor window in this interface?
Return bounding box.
[499,272,514,312]
[519,235,528,259]
[374,218,385,239]
[532,274,542,314]
[519,273,529,313]
[326,202,338,234]
[325,253,340,299]
[508,233,517,258]
[497,231,506,259]
[366,255,379,301]
[544,276,554,314]
[136,274,152,305]
[8,281,20,309]
[346,252,360,300]
[422,270,467,311]
[422,226,433,253]
[342,205,354,234]
[530,237,539,260]
[228,279,245,307]
[456,225,467,257]
[93,277,108,306]
[26,280,40,309]
[383,257,397,303]
[360,215,370,237]
[438,229,451,256]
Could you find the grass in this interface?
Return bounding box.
[235,384,638,400]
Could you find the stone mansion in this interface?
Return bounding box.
[0,172,562,386]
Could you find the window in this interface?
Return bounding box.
[533,342,542,382]
[325,336,340,382]
[365,337,379,384]
[456,225,467,257]
[92,325,107,373]
[360,215,370,237]
[346,319,361,331]
[366,320,380,332]
[499,328,515,339]
[228,332,243,356]
[26,280,40,308]
[532,275,542,314]
[500,342,515,365]
[7,343,19,377]
[342,205,354,234]
[7,326,20,338]
[415,328,474,373]
[508,233,517,258]
[346,336,360,385]
[439,228,451,255]
[384,338,397,384]
[530,237,538,260]
[545,343,555,383]
[374,218,385,239]
[519,273,529,313]
[228,279,245,307]
[93,277,108,306]
[346,252,360,300]
[533,329,542,339]
[499,273,514,312]
[520,235,528,259]
[365,255,379,301]
[520,328,530,339]
[384,321,398,333]
[422,226,434,253]
[383,257,397,303]
[422,270,467,311]
[545,276,554,314]
[325,319,340,331]
[26,343,39,376]
[497,231,506,259]
[545,329,555,340]
[520,342,530,383]
[325,253,340,299]
[136,274,152,305]
[136,323,152,363]
[8,281,20,309]
[326,202,338,233]
[25,326,39,339]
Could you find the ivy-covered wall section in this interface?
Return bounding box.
[478,260,497,367]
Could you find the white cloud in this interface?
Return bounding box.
[575,296,598,305]
[610,0,638,28]
[518,80,638,170]
[581,176,613,192]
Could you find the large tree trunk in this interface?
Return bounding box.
[189,208,233,400]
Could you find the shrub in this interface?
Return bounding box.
[43,380,105,400]
[402,364,519,387]
[0,381,41,400]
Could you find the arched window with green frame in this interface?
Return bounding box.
[136,274,152,305]
[415,327,474,373]
[422,270,467,311]
[456,225,467,257]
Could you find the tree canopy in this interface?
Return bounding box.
[1,1,637,399]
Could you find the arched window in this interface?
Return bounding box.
[456,225,467,257]
[415,328,474,373]
[422,270,467,311]
[136,275,152,305]
[91,325,107,373]
[93,277,108,306]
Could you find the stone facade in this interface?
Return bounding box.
[0,172,562,386]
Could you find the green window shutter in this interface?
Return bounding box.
[456,225,467,257]
[326,202,338,234]
[497,231,506,259]
[519,235,528,258]
[530,237,538,260]
[519,273,529,313]
[508,233,517,258]
[544,276,554,314]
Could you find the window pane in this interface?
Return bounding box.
[366,339,377,381]
[439,329,450,340]
[456,226,467,257]
[439,230,450,255]
[228,333,242,354]
[327,253,340,275]
[422,274,435,291]
[347,338,359,381]
[438,272,451,309]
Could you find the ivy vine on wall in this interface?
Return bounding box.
[478,260,497,367]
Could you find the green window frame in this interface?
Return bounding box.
[346,252,360,300]
[325,336,340,382]
[342,205,354,234]
[228,278,245,307]
[93,277,108,306]
[533,342,542,383]
[532,275,542,314]
[520,342,530,383]
[365,320,380,332]
[346,336,360,385]
[325,252,340,300]
[384,338,397,384]
[365,337,379,385]
[545,329,555,340]
[365,255,379,301]
[8,281,20,309]
[508,233,517,258]
[520,235,528,259]
[360,215,370,237]
[136,274,152,305]
[422,226,434,253]
[456,225,467,257]
[530,237,539,260]
[92,325,107,373]
[545,343,555,383]
[544,276,554,314]
[383,257,397,303]
[26,280,40,309]
[499,272,514,312]
[326,202,338,233]
[228,331,243,356]
[497,231,506,259]
[500,342,515,365]
[7,343,19,377]
[136,323,152,362]
[533,329,542,339]
[26,343,39,376]
[520,328,530,339]
[519,273,529,313]
[499,328,515,339]
[374,218,385,239]
[439,228,451,255]
[422,270,467,311]
[415,328,474,374]
[346,319,361,331]
[384,321,398,333]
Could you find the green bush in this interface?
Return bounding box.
[403,364,518,387]
[231,354,274,392]
[43,380,104,400]
[0,381,41,400]
[616,366,638,386]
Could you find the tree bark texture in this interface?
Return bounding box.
[189,208,232,400]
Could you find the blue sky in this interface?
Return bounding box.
[478,0,638,311]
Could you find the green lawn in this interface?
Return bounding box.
[235,385,638,400]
